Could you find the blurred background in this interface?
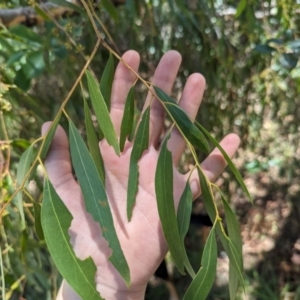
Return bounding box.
[0,0,300,299]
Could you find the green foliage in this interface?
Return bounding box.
[127,106,150,221]
[1,0,300,299]
[42,179,102,300]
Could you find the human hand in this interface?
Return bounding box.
[42,50,240,300]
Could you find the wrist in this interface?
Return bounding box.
[57,279,146,300]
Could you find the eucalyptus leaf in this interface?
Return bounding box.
[100,52,115,109]
[127,107,150,221]
[42,179,103,300]
[154,86,209,153]
[177,183,195,278]
[16,144,37,230]
[33,202,44,240]
[120,87,135,152]
[40,113,61,159]
[101,0,119,21]
[69,120,130,285]
[155,135,184,274]
[86,70,120,156]
[196,122,252,203]
[183,227,217,300]
[84,99,105,183]
[197,167,245,295]
[221,194,243,299]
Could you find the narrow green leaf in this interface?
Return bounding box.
[84,99,105,183]
[120,87,135,152]
[33,202,44,240]
[16,144,37,230]
[40,113,61,159]
[235,0,247,18]
[34,5,51,21]
[177,183,195,278]
[41,179,103,300]
[221,195,243,299]
[154,86,209,153]
[127,107,150,221]
[86,70,120,156]
[183,227,217,300]
[50,0,85,14]
[100,52,115,109]
[197,167,245,293]
[69,121,130,285]
[101,0,119,21]
[0,247,5,300]
[196,122,252,202]
[155,135,185,274]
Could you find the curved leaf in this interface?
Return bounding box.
[41,179,103,300]
[120,87,135,152]
[127,107,150,221]
[183,227,217,300]
[177,183,196,278]
[196,122,252,203]
[155,135,184,274]
[69,120,130,286]
[100,52,115,109]
[84,99,105,183]
[154,86,209,153]
[86,70,120,156]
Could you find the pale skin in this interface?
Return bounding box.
[42,50,240,300]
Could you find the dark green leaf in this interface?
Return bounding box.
[183,227,217,300]
[155,135,185,274]
[235,0,247,18]
[120,87,135,152]
[69,120,130,285]
[16,144,37,230]
[6,50,25,67]
[84,99,105,183]
[221,194,243,299]
[100,52,115,109]
[253,44,276,54]
[9,25,42,44]
[196,122,252,202]
[127,107,150,221]
[101,0,119,21]
[14,68,31,91]
[197,167,245,295]
[26,51,46,78]
[154,86,209,153]
[177,183,195,278]
[40,113,61,159]
[86,70,120,156]
[33,202,44,240]
[41,179,103,300]
[279,53,298,70]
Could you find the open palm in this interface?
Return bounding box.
[43,50,240,300]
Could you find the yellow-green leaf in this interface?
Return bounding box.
[183,227,217,300]
[41,179,103,300]
[69,120,130,286]
[84,99,105,183]
[154,86,210,153]
[120,87,135,152]
[100,52,115,109]
[155,135,185,274]
[86,70,120,156]
[235,0,247,18]
[196,122,252,203]
[127,107,150,221]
